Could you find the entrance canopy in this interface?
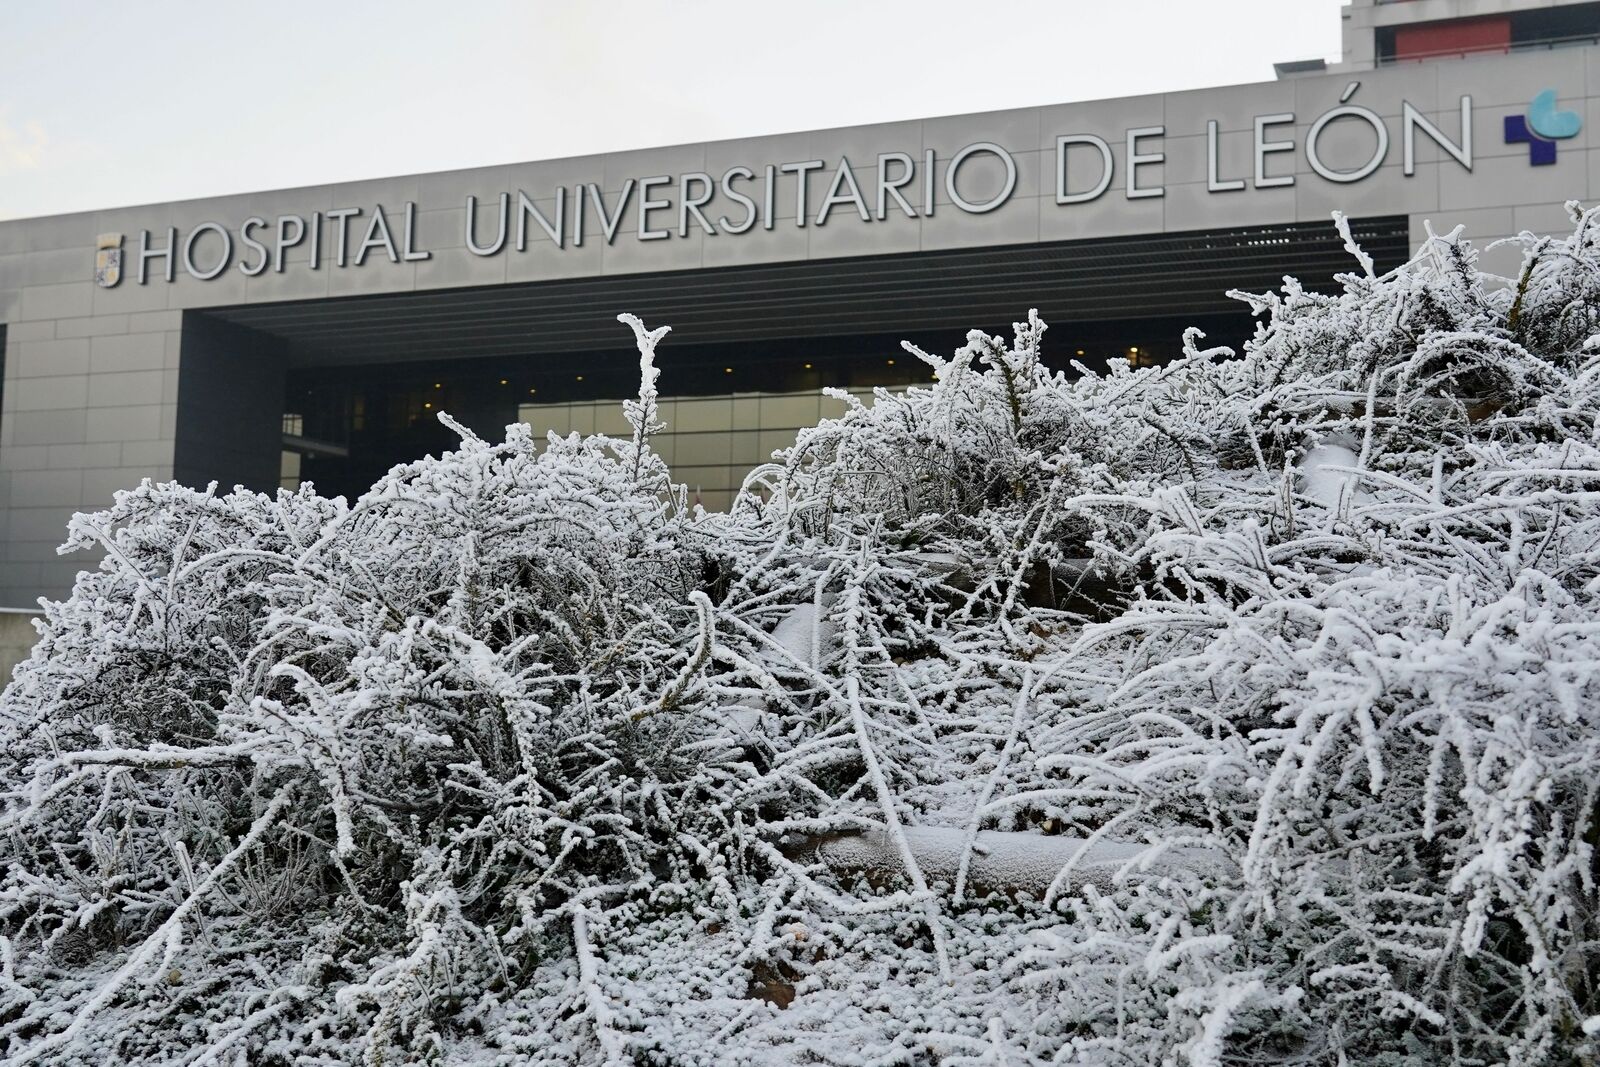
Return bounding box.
[196,218,1412,368]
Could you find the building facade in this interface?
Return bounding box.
[0,0,1595,605]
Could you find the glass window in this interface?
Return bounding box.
[759,393,821,428]
[674,432,732,467]
[512,387,901,508]
[279,449,301,491]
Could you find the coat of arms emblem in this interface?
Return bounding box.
[94,233,123,288]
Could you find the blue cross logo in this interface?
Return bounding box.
[1505,89,1582,165]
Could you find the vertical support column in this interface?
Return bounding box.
[173,315,286,493]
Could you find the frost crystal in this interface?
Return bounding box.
[4,210,1600,1065]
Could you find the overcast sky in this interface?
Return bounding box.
[0,1,1344,221]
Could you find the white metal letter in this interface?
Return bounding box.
[719,167,758,234]
[138,227,176,284]
[1254,113,1296,188]
[326,207,362,267]
[946,142,1016,214]
[1125,126,1165,199]
[272,217,305,274]
[1207,120,1246,193]
[516,189,564,250]
[402,201,432,261]
[183,222,232,280]
[816,157,871,225]
[1403,96,1472,176]
[637,176,671,240]
[875,153,917,220]
[238,217,269,276]
[780,160,824,227]
[464,194,508,256]
[679,172,718,236]
[586,179,635,244]
[354,206,399,265]
[1055,134,1113,205]
[1306,84,1388,183]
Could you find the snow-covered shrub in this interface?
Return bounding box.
[3,210,1600,1065]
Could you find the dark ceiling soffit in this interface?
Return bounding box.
[199,218,1411,366]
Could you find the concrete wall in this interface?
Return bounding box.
[0,300,181,601]
[0,44,1596,604]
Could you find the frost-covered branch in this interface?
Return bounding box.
[4,214,1600,1063]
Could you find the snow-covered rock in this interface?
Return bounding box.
[812,826,1230,894]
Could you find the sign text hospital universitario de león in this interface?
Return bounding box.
[101,84,1479,288]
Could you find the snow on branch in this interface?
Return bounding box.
[2,211,1600,1063]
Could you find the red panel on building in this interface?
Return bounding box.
[1393,16,1512,61]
